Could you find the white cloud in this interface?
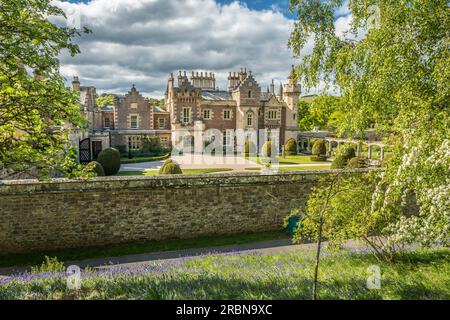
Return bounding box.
[52,0,308,98]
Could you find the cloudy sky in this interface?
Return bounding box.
[52,0,351,98]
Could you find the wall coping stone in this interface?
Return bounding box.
[0,170,342,196]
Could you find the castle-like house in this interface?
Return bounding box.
[166,67,301,152]
[72,67,300,162]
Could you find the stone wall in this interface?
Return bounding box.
[0,171,330,254]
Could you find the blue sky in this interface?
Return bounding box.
[67,0,293,15]
[55,0,350,97]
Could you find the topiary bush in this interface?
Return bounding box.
[261,140,273,158]
[159,159,182,175]
[312,139,327,156]
[88,161,105,177]
[340,144,356,160]
[97,147,121,176]
[331,144,357,169]
[243,139,254,157]
[285,139,297,156]
[331,155,347,169]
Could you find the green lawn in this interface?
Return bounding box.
[120,153,170,164]
[0,231,287,268]
[116,168,234,176]
[249,155,330,165]
[245,166,331,172]
[1,248,448,300]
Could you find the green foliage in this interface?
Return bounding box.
[289,0,450,247]
[285,139,298,156]
[312,140,327,156]
[348,157,367,169]
[97,148,121,176]
[87,161,105,177]
[261,141,272,158]
[331,145,356,168]
[293,171,405,262]
[0,0,90,179]
[331,155,347,169]
[158,159,182,175]
[96,94,115,109]
[298,95,344,132]
[141,136,166,156]
[31,256,65,274]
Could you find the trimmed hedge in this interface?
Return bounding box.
[261,141,272,158]
[312,139,327,156]
[285,139,297,156]
[331,155,347,169]
[159,159,182,175]
[97,148,121,176]
[88,161,105,177]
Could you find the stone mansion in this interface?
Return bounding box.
[71,67,301,163]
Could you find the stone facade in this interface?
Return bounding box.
[0,171,326,254]
[167,67,301,153]
[71,66,301,162]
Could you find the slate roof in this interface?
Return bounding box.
[154,106,167,113]
[201,90,233,101]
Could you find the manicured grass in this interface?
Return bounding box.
[249,155,330,165]
[245,166,331,171]
[116,168,234,176]
[0,231,288,268]
[120,153,170,164]
[1,248,448,300]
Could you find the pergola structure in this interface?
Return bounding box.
[297,132,386,164]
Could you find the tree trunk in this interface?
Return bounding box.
[312,218,324,300]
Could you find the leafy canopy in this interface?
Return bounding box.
[289,0,449,248]
[0,0,90,178]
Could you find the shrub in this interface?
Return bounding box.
[243,139,254,157]
[97,148,121,176]
[312,139,327,156]
[331,144,357,169]
[310,155,328,162]
[347,157,361,168]
[88,161,105,177]
[31,256,65,274]
[285,139,297,156]
[331,155,348,169]
[159,159,182,175]
[340,144,356,160]
[261,141,273,158]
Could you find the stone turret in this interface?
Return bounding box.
[269,79,275,95]
[283,65,301,142]
[72,76,81,92]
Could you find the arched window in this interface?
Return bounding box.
[248,90,252,98]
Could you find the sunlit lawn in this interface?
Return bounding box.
[245,166,331,172]
[116,168,233,176]
[248,155,330,165]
